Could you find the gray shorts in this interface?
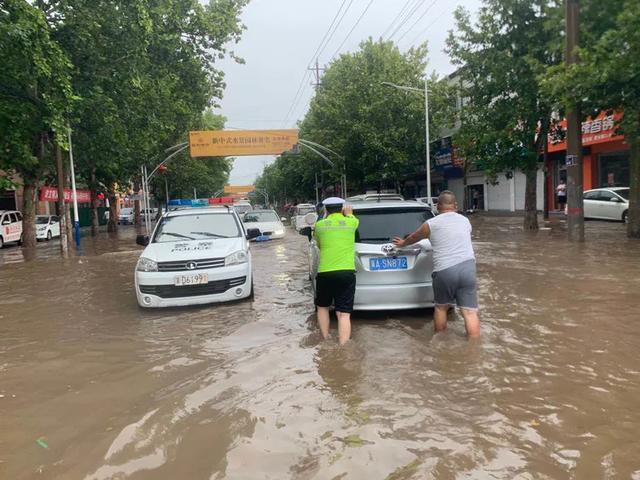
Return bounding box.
[432,259,478,310]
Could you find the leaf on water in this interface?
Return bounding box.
[341,434,369,447]
[385,459,422,480]
[321,431,333,440]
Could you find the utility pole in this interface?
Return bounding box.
[566,0,584,241]
[309,59,325,88]
[55,145,69,257]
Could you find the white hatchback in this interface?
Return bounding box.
[36,215,61,241]
[134,206,260,308]
[301,201,435,311]
[583,188,629,222]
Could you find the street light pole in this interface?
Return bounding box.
[68,127,81,247]
[424,79,431,200]
[381,81,431,199]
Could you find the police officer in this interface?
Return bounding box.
[314,197,359,345]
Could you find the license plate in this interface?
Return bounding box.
[369,257,408,271]
[174,273,209,286]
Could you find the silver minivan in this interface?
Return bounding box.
[301,201,435,311]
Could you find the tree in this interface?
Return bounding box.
[0,0,75,248]
[447,1,562,230]
[545,0,640,237]
[50,0,247,232]
[280,39,453,200]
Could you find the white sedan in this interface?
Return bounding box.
[583,187,629,222]
[36,215,61,241]
[242,210,286,239]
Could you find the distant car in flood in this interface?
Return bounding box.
[583,187,629,222]
[415,196,439,214]
[118,207,134,225]
[242,210,286,240]
[291,203,317,231]
[36,215,61,241]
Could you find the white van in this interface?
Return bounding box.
[292,203,317,231]
[134,206,260,307]
[0,210,23,248]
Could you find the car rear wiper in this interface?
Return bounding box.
[190,231,229,239]
[162,232,195,240]
[358,237,391,243]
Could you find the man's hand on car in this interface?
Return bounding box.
[342,204,353,216]
[392,237,406,248]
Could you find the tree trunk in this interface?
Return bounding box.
[21,179,38,249]
[133,179,141,226]
[56,145,69,256]
[107,185,118,233]
[64,165,73,243]
[523,165,539,231]
[90,168,99,236]
[628,129,640,238]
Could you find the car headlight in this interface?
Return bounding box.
[274,229,284,235]
[225,250,248,266]
[136,257,158,272]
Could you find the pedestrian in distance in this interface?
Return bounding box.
[393,191,480,338]
[556,180,567,212]
[314,197,359,345]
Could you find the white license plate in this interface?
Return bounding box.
[174,273,209,286]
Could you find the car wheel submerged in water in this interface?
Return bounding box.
[623,210,629,223]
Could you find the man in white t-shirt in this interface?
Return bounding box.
[393,191,480,337]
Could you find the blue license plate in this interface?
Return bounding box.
[369,256,408,271]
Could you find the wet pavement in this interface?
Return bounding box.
[1,217,639,479]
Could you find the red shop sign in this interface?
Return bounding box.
[39,186,92,203]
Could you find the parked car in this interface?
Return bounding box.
[292,203,318,231]
[134,206,260,308]
[583,187,629,222]
[415,196,439,214]
[118,207,134,224]
[242,209,286,239]
[0,210,23,248]
[300,200,435,311]
[346,193,405,202]
[35,215,61,241]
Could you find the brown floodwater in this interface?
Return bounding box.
[1,217,639,479]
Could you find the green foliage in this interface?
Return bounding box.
[447,0,562,228]
[0,0,75,180]
[257,39,455,204]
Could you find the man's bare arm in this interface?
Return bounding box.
[392,223,430,248]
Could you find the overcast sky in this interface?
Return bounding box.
[215,0,483,185]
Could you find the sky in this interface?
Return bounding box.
[215,0,483,185]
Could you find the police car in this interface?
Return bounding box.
[134,201,260,308]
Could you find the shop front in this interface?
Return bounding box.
[546,111,629,210]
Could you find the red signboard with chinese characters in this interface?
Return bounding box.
[548,111,624,153]
[39,186,92,203]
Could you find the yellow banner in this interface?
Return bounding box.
[224,185,255,194]
[189,129,299,157]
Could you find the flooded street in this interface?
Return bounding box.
[1,217,640,479]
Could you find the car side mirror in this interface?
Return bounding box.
[610,197,621,202]
[299,226,313,241]
[136,234,149,246]
[246,228,260,240]
[280,217,287,222]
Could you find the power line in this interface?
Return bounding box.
[407,4,453,47]
[388,0,428,41]
[307,0,351,67]
[395,0,439,44]
[330,0,376,61]
[380,0,416,39]
[282,0,353,128]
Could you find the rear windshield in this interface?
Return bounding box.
[153,213,241,243]
[616,188,629,200]
[36,217,49,224]
[355,208,434,244]
[297,206,316,215]
[244,211,279,223]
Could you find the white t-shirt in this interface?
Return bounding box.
[426,212,475,272]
